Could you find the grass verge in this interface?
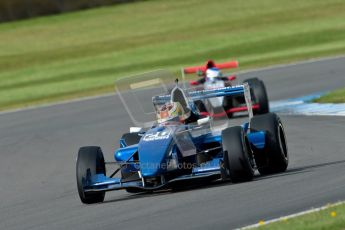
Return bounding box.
[255,202,345,230]
[314,88,345,103]
[1,0,345,111]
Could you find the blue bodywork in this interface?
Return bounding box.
[82,85,267,193]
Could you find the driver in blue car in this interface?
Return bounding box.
[157,101,187,123]
[157,84,201,124]
[157,101,200,124]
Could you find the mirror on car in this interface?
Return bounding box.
[129,127,143,133]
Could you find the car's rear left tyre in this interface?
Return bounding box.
[195,100,207,114]
[250,113,288,175]
[222,126,255,182]
[243,78,269,114]
[76,146,106,204]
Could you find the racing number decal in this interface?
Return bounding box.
[143,131,171,141]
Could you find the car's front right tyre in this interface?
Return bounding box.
[222,126,255,182]
[76,146,106,204]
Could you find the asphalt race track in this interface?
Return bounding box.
[0,57,345,230]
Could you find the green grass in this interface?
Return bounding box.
[1,0,345,110]
[315,88,345,103]
[255,202,345,230]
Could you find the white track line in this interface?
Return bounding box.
[1,54,345,116]
[237,200,345,229]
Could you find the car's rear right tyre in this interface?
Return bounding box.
[250,113,288,175]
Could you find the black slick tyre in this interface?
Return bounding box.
[222,126,255,182]
[243,78,269,114]
[250,113,288,175]
[76,146,106,204]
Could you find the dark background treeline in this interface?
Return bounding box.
[0,0,140,23]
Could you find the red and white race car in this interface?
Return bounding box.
[184,60,269,118]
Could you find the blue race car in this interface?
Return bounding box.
[76,71,288,204]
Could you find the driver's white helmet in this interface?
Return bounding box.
[206,67,221,80]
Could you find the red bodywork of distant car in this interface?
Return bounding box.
[184,60,260,117]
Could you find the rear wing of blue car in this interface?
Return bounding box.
[152,84,254,118]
